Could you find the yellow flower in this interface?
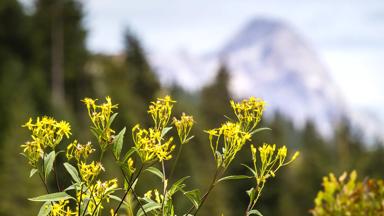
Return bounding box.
[66,140,95,162]
[126,157,136,175]
[251,143,299,185]
[51,200,71,216]
[21,141,43,167]
[173,113,194,144]
[148,95,175,129]
[21,116,72,166]
[144,190,152,199]
[56,120,72,138]
[79,161,104,183]
[230,97,266,132]
[82,96,118,151]
[132,125,175,162]
[207,121,251,168]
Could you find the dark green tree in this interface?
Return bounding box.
[32,0,89,109]
[200,63,232,127]
[124,30,160,101]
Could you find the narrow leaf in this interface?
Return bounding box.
[108,113,118,128]
[184,135,195,144]
[37,202,51,216]
[29,192,73,202]
[30,168,38,178]
[137,202,161,216]
[168,176,190,196]
[44,151,55,179]
[161,126,173,138]
[218,175,252,183]
[183,189,200,209]
[242,164,257,176]
[113,127,126,160]
[63,162,81,183]
[145,166,164,179]
[247,209,263,216]
[246,188,256,203]
[122,147,136,163]
[250,127,271,135]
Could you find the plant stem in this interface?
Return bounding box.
[78,183,84,216]
[169,144,183,180]
[192,167,221,216]
[53,160,61,191]
[244,183,265,215]
[185,166,222,216]
[161,160,167,215]
[114,165,147,216]
[38,172,50,193]
[99,150,105,162]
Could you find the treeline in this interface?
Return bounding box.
[1,0,384,215]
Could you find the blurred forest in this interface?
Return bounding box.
[1,0,384,215]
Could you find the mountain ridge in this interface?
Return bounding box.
[149,17,383,141]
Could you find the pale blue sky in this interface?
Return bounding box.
[84,0,384,120]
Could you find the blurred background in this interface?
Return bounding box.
[1,0,384,215]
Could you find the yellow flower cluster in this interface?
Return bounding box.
[132,125,175,162]
[50,200,75,216]
[230,97,265,133]
[144,189,164,203]
[78,179,118,215]
[207,122,251,168]
[148,95,175,129]
[173,113,194,144]
[66,140,95,162]
[79,161,104,183]
[132,96,178,163]
[205,97,267,169]
[126,157,136,175]
[21,116,71,166]
[82,96,118,151]
[251,143,299,184]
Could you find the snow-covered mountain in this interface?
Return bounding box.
[150,18,382,140]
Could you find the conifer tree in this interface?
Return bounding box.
[200,63,232,127]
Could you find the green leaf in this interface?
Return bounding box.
[108,113,118,128]
[55,150,65,157]
[184,135,194,144]
[247,209,263,216]
[113,127,126,160]
[161,126,173,138]
[37,202,51,216]
[183,189,200,209]
[30,168,38,178]
[168,176,190,196]
[250,127,271,135]
[137,201,161,216]
[246,188,256,203]
[242,164,257,177]
[145,166,164,179]
[29,192,73,202]
[44,151,55,179]
[90,128,99,139]
[122,147,136,163]
[64,182,83,192]
[108,194,130,206]
[217,175,252,183]
[63,162,81,183]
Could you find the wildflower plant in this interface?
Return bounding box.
[21,96,299,216]
[311,171,384,216]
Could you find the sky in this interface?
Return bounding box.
[83,0,384,120]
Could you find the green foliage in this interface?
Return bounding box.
[311,171,384,216]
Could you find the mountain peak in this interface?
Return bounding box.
[149,17,383,140]
[221,18,293,54]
